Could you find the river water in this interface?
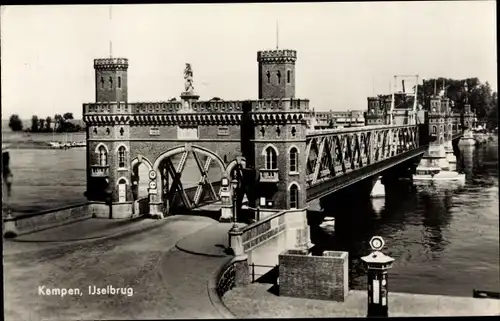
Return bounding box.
[312,142,499,297]
[3,138,498,297]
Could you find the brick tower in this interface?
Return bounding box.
[94,58,128,103]
[86,58,133,218]
[257,49,296,99]
[254,49,311,250]
[421,94,450,170]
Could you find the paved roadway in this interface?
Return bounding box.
[3,216,231,320]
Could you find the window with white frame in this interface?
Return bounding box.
[289,147,298,172]
[265,146,277,170]
[289,184,299,209]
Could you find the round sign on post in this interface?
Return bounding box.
[149,170,157,180]
[369,236,385,251]
[149,181,157,190]
[362,236,394,318]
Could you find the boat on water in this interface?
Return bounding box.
[48,141,62,148]
[413,166,465,182]
[319,216,335,232]
[70,141,86,148]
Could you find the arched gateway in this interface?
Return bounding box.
[83,51,310,220]
[151,144,230,215]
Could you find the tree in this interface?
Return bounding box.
[45,116,52,131]
[39,118,45,131]
[63,112,74,120]
[31,115,39,132]
[54,114,63,132]
[487,91,498,129]
[8,114,23,131]
[416,77,488,115]
[470,82,494,119]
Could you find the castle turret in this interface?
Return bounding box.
[257,50,296,99]
[94,58,128,103]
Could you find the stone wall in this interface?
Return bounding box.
[215,256,250,298]
[279,250,348,302]
[4,202,92,237]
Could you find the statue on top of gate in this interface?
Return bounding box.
[184,63,195,93]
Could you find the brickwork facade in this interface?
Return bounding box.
[258,50,296,99]
[83,49,311,218]
[279,249,348,302]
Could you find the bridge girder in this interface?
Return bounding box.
[305,125,421,201]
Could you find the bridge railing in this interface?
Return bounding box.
[239,210,287,253]
[306,124,418,136]
[305,123,428,201]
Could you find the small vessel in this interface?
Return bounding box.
[413,166,465,182]
[48,141,62,148]
[72,141,86,148]
[319,216,335,232]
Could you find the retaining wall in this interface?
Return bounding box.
[3,202,92,237]
[279,249,349,302]
[207,255,249,318]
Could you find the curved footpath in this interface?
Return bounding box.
[3,215,236,320]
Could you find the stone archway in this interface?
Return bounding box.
[131,156,153,200]
[152,144,227,214]
[225,157,247,180]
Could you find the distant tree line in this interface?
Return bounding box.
[8,112,85,133]
[416,77,498,129]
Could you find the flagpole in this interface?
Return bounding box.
[109,5,113,58]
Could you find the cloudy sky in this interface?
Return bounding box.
[1,2,497,119]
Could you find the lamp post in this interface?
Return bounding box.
[3,172,13,219]
[361,236,395,318]
[104,178,113,219]
[231,178,239,227]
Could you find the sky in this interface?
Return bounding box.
[1,2,497,119]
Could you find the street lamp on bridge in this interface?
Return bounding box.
[231,178,240,228]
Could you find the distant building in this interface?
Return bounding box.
[309,109,365,129]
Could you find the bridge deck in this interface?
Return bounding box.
[306,145,427,202]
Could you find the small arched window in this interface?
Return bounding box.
[289,184,299,209]
[289,147,298,172]
[432,126,437,134]
[118,76,122,89]
[439,137,444,144]
[277,71,281,84]
[118,146,126,168]
[98,145,108,166]
[265,146,277,170]
[109,76,113,89]
[100,77,104,89]
[266,71,271,84]
[287,70,291,84]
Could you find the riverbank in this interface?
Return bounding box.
[223,283,499,317]
[2,131,86,149]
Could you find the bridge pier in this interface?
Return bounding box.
[370,176,385,199]
[285,209,313,251]
[444,140,457,171]
[418,144,450,171]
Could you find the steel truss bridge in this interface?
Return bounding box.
[305,124,426,201]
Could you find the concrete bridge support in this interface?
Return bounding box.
[444,140,457,171]
[370,176,385,198]
[418,144,450,171]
